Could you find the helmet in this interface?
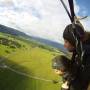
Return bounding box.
[63,24,85,46]
[52,55,70,71]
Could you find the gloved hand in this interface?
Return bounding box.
[61,81,69,90]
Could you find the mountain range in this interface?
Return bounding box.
[0,24,67,53]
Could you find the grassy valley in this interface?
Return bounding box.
[0,32,64,90]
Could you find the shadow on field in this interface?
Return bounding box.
[0,56,35,90]
[0,56,60,90]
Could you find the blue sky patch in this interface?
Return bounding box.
[76,0,90,16]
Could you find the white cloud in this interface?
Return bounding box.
[0,0,83,43]
[81,17,90,31]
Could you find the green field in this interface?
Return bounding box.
[0,32,64,90]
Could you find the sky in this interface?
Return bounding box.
[0,0,90,44]
[76,0,90,16]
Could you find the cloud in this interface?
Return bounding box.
[81,17,90,31]
[0,0,83,43]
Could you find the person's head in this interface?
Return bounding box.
[52,55,70,76]
[63,24,85,52]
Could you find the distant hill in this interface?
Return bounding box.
[30,36,67,53]
[0,24,67,53]
[0,24,31,38]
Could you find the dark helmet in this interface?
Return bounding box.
[63,24,85,46]
[52,55,70,71]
